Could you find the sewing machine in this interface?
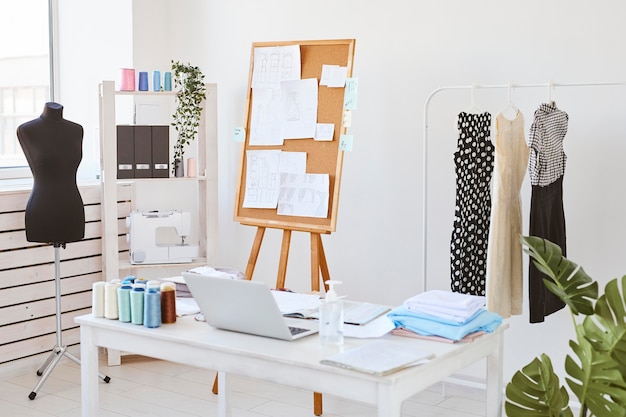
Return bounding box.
[126,210,199,264]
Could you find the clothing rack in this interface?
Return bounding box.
[421,80,626,293]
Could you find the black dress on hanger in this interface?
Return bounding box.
[527,102,568,323]
[450,111,494,296]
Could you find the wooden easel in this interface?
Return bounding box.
[224,38,356,417]
[246,226,331,292]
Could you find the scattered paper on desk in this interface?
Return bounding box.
[343,315,395,338]
[176,298,200,317]
[272,290,321,316]
[320,339,434,376]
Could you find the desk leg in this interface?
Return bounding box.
[216,372,231,417]
[377,385,401,417]
[80,324,99,417]
[486,331,504,417]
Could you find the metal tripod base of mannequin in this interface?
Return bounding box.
[29,244,111,400]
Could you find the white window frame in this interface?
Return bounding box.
[0,0,56,181]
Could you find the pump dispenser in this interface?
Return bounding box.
[319,280,344,345]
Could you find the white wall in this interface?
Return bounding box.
[56,0,134,179]
[130,0,626,388]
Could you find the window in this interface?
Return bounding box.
[0,0,51,176]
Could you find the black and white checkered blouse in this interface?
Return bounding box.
[528,102,568,186]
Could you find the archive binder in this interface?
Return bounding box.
[133,126,152,178]
[116,125,134,179]
[151,126,169,178]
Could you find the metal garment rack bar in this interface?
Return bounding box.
[421,80,626,293]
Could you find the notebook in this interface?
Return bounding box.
[182,272,318,341]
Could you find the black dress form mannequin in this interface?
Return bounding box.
[16,103,109,400]
[17,102,85,244]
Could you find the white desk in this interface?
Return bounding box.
[76,314,507,417]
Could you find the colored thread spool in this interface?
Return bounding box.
[122,275,136,285]
[153,70,161,91]
[119,68,135,91]
[130,285,145,325]
[144,288,161,328]
[160,282,177,324]
[138,71,149,91]
[104,279,121,319]
[92,282,105,317]
[164,72,172,91]
[117,285,132,322]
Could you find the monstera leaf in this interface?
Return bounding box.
[510,237,626,416]
[565,324,626,417]
[505,354,573,417]
[520,236,597,315]
[584,276,626,375]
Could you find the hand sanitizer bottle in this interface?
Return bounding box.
[319,280,344,346]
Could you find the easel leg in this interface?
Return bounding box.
[276,229,291,289]
[245,227,265,280]
[310,233,328,415]
[311,233,331,292]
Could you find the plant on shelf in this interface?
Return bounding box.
[505,235,626,417]
[171,60,206,176]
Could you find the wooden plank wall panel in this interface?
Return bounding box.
[0,184,127,366]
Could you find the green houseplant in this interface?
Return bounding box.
[505,236,626,417]
[171,60,206,176]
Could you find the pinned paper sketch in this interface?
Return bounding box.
[249,87,283,146]
[243,150,307,209]
[320,65,348,87]
[315,123,334,141]
[343,77,359,110]
[278,173,329,218]
[339,134,353,151]
[281,78,318,139]
[252,45,301,89]
[243,150,281,208]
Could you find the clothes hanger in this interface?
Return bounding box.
[499,81,519,120]
[465,83,483,114]
[548,79,556,105]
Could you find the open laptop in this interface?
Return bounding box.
[183,272,318,341]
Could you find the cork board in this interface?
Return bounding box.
[233,39,356,233]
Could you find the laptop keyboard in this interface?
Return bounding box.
[289,326,309,336]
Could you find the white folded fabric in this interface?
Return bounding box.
[403,290,486,322]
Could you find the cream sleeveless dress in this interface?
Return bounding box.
[485,111,529,317]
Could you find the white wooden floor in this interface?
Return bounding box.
[0,351,488,417]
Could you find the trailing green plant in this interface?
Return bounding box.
[171,60,206,175]
[505,235,626,417]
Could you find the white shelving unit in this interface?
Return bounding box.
[98,80,218,365]
[98,79,218,283]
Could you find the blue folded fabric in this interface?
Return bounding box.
[387,306,502,341]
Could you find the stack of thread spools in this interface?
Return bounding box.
[92,276,177,327]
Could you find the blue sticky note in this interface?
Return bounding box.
[343,77,358,110]
[339,134,353,151]
[233,127,246,142]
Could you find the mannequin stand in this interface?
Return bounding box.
[29,243,110,400]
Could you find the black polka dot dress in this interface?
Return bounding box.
[450,112,494,295]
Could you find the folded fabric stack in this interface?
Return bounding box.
[387,290,502,342]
